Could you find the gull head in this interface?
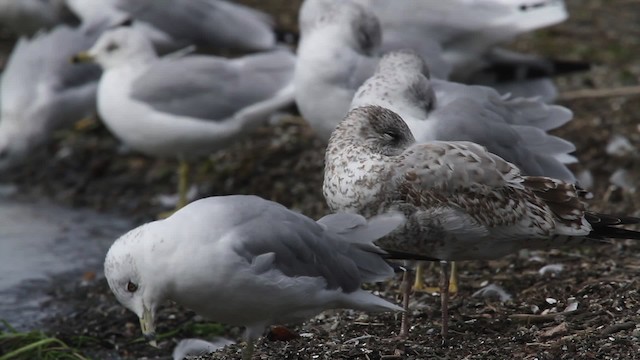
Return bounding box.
[351,50,436,119]
[104,223,164,347]
[72,27,157,70]
[377,50,432,81]
[299,0,381,55]
[334,105,415,156]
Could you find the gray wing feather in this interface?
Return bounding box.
[232,207,398,292]
[430,97,575,182]
[129,50,295,121]
[113,0,275,51]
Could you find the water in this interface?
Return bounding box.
[0,197,132,329]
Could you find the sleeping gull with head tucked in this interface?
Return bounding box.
[323,105,640,339]
[73,27,296,210]
[104,195,404,359]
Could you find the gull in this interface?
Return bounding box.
[350,49,577,298]
[104,195,404,359]
[296,0,447,141]
[323,105,640,339]
[294,0,577,143]
[0,24,101,173]
[108,0,276,52]
[65,0,181,54]
[351,50,576,183]
[72,27,296,211]
[355,0,588,102]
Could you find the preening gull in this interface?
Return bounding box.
[73,27,296,210]
[104,195,404,359]
[323,105,640,338]
[0,24,101,173]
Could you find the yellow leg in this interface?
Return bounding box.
[74,116,98,131]
[412,261,430,292]
[413,261,458,295]
[157,160,190,219]
[449,261,458,295]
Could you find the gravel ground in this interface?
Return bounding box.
[2,0,640,359]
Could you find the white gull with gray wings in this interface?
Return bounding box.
[104,195,404,358]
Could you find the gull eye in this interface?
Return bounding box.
[126,281,138,292]
[384,131,401,143]
[106,42,119,53]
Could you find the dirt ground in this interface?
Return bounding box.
[2,0,640,359]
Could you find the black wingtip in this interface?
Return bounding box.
[483,58,592,83]
[383,250,441,262]
[587,212,640,240]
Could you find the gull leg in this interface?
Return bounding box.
[440,260,450,344]
[242,339,255,360]
[412,261,429,292]
[157,160,191,219]
[398,268,411,338]
[449,261,458,295]
[417,261,458,295]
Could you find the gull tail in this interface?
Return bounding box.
[482,49,591,83]
[342,290,403,313]
[318,212,406,283]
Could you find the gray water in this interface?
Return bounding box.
[0,196,132,330]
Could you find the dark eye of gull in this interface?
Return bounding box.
[126,281,138,292]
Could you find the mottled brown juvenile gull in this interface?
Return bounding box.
[104,195,404,359]
[73,27,295,211]
[323,105,640,339]
[350,49,576,293]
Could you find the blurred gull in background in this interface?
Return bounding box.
[0,0,277,52]
[295,0,577,181]
[0,0,77,36]
[107,0,277,52]
[0,24,102,173]
[65,0,181,54]
[73,27,296,210]
[354,0,589,101]
[104,195,404,359]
